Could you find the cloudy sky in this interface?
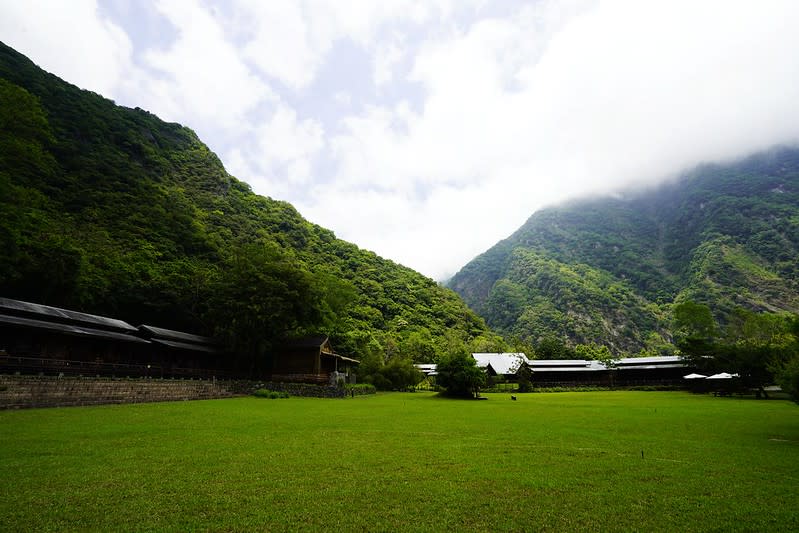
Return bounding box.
[3,1,799,280]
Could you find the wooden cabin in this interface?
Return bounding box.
[272,335,359,385]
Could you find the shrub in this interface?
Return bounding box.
[345,383,377,395]
[254,389,289,399]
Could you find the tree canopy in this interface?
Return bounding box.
[436,348,486,398]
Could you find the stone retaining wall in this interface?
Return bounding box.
[0,375,377,409]
[0,375,239,409]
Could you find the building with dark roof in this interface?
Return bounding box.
[272,335,359,384]
[0,298,226,378]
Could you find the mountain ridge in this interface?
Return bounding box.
[449,146,799,353]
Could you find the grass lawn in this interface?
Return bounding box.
[1,391,798,532]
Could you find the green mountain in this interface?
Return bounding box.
[0,42,500,367]
[448,148,799,354]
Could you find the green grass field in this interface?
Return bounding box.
[2,391,798,532]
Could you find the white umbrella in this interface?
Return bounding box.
[706,372,739,380]
[683,373,707,379]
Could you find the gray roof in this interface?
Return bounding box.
[472,353,531,375]
[0,297,137,333]
[284,335,330,349]
[139,325,219,346]
[0,313,149,344]
[530,360,606,373]
[529,356,687,372]
[415,363,437,376]
[151,338,220,353]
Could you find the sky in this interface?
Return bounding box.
[2,0,799,281]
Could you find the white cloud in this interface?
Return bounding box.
[314,0,799,278]
[373,33,407,87]
[0,0,133,97]
[227,0,462,89]
[225,104,325,198]
[130,0,273,133]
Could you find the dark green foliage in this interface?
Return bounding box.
[675,301,799,392]
[436,348,486,398]
[344,383,377,395]
[775,353,799,403]
[253,389,290,399]
[358,357,424,391]
[0,42,500,370]
[515,360,533,392]
[534,337,576,360]
[450,147,799,353]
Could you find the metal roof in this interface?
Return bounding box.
[472,353,530,375]
[0,297,138,333]
[530,361,606,372]
[151,339,220,353]
[139,325,219,346]
[529,356,687,372]
[415,363,437,376]
[616,356,684,366]
[0,313,150,344]
[530,359,595,368]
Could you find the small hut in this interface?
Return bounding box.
[272,335,359,385]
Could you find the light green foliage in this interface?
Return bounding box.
[574,342,618,367]
[1,393,798,531]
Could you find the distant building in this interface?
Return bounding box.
[415,363,437,376]
[468,352,691,387]
[272,335,359,385]
[529,355,690,386]
[472,353,531,379]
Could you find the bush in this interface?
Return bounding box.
[775,353,799,403]
[253,389,290,399]
[360,357,424,391]
[345,383,377,395]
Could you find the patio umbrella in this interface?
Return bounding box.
[706,372,738,380]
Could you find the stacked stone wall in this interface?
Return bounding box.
[0,375,239,409]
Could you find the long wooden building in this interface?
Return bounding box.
[0,297,225,378]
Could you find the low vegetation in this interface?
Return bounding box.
[2,392,797,531]
[253,389,290,399]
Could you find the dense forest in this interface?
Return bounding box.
[0,42,503,374]
[449,147,799,355]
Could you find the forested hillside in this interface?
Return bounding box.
[449,147,799,354]
[0,42,501,370]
